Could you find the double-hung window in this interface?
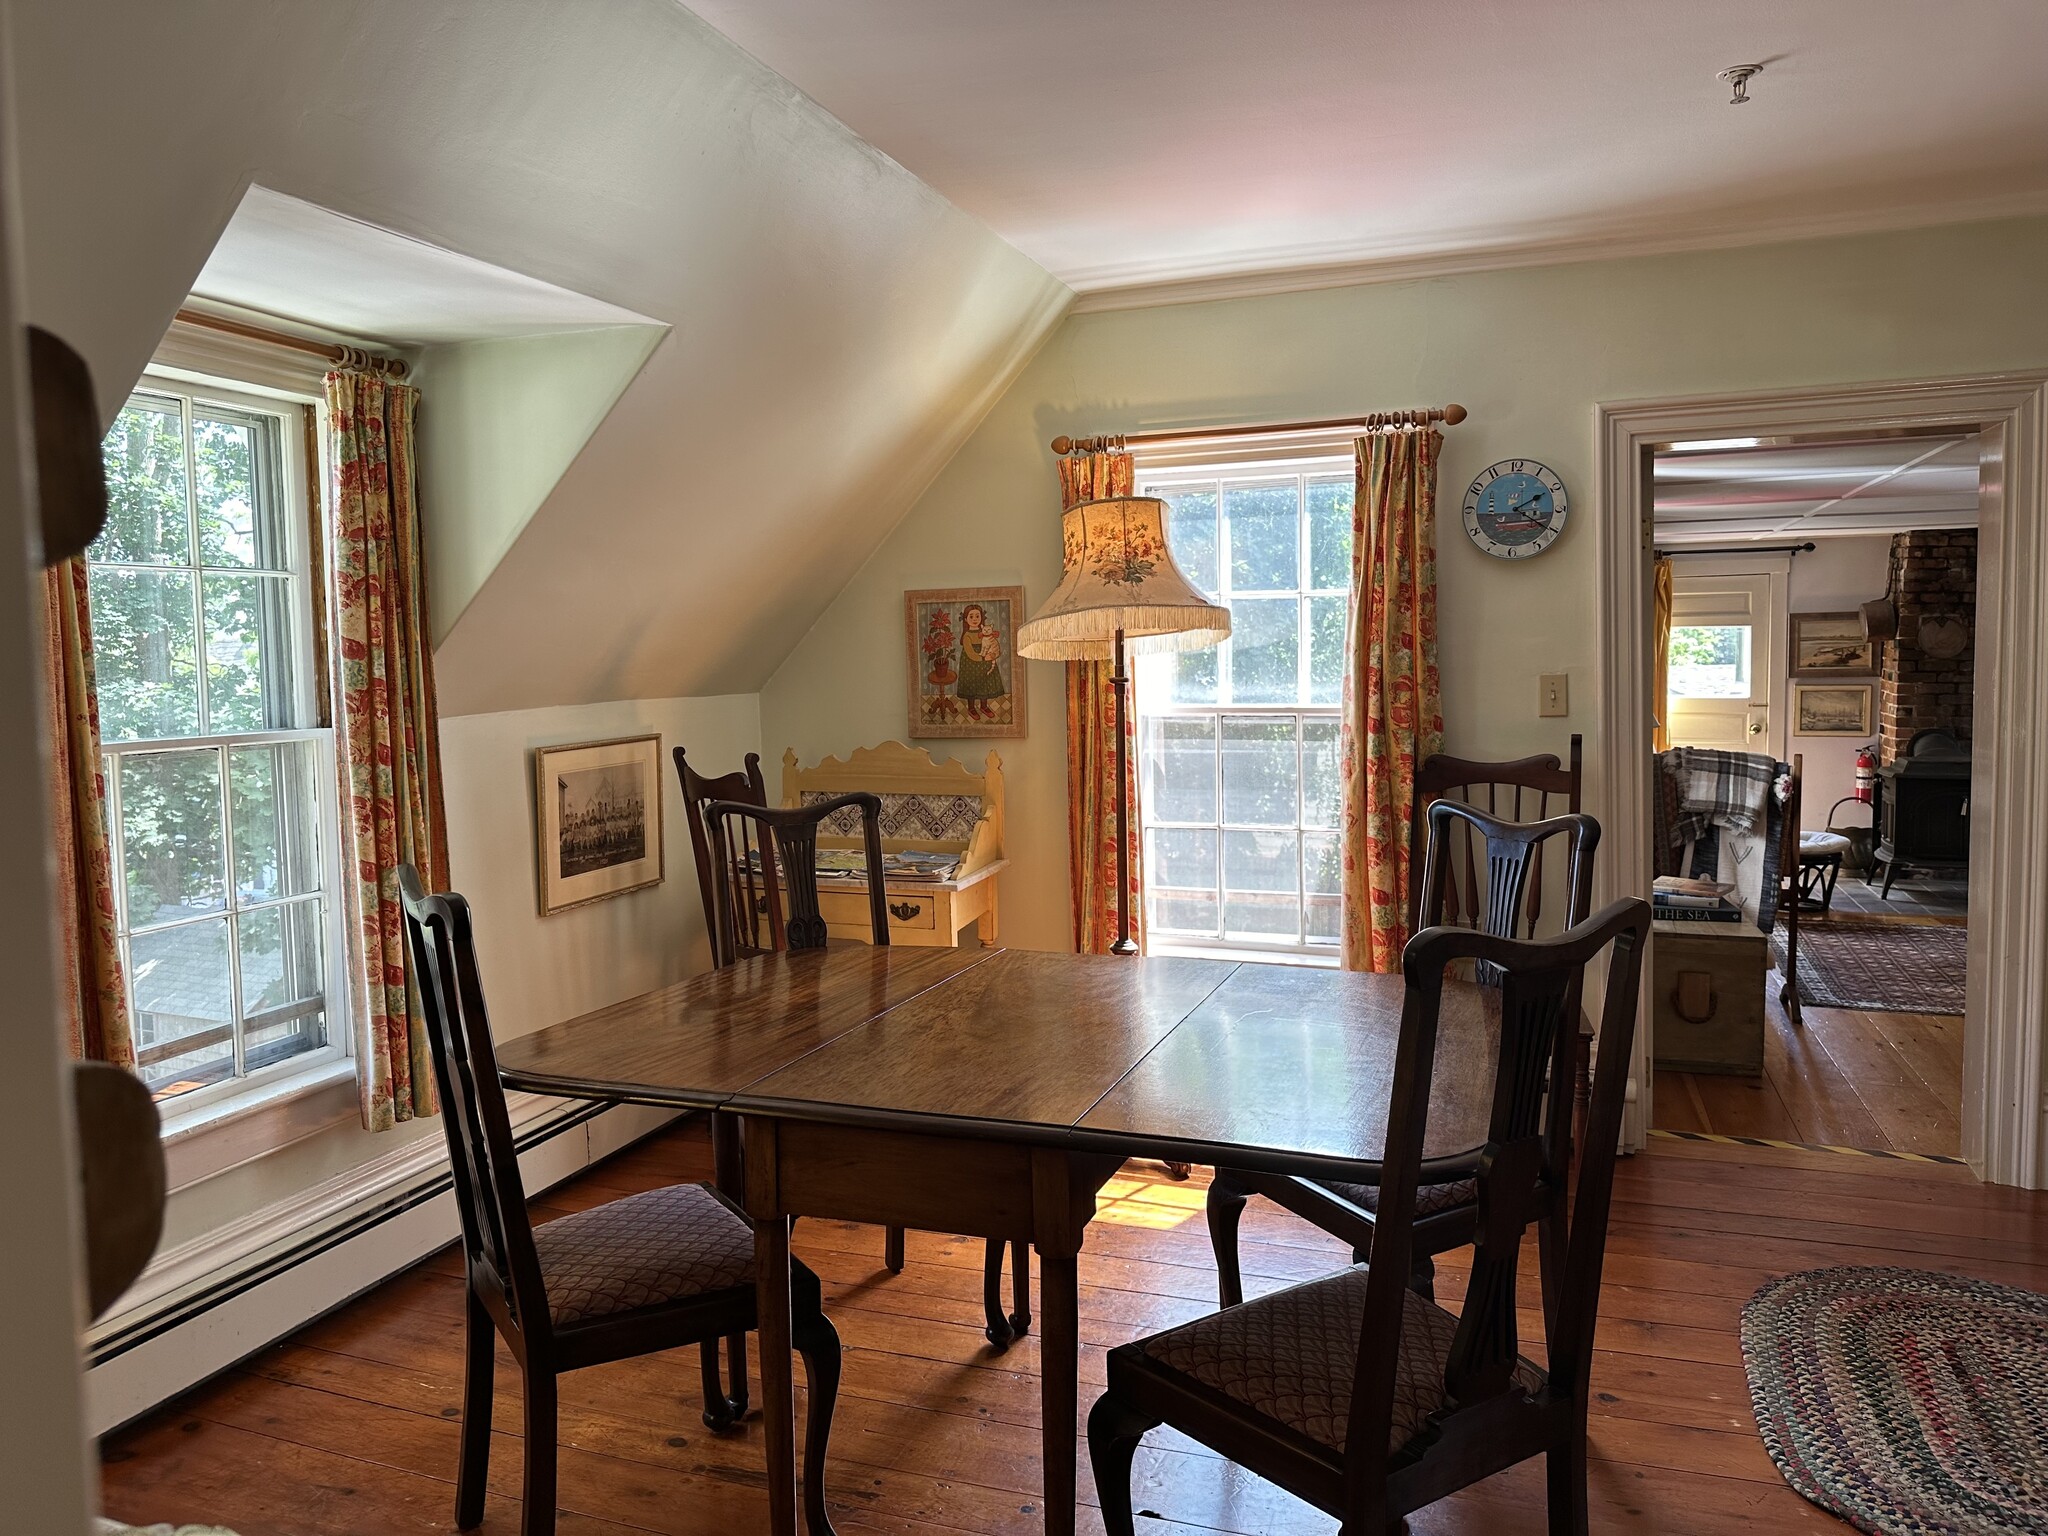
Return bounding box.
[89,373,346,1106]
[1135,454,1354,960]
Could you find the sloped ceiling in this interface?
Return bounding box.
[11,0,1071,713]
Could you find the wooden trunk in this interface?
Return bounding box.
[1652,919,1768,1077]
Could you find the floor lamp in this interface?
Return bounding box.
[1017,495,1230,956]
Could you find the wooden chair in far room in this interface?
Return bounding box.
[1774,755,1806,1028]
[703,791,1034,1350]
[1207,797,1598,1309]
[1091,898,1652,1536]
[397,866,843,1536]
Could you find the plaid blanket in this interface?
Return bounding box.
[1666,747,1777,844]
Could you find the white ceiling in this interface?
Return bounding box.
[195,187,660,345]
[1653,435,1980,544]
[682,0,2048,299]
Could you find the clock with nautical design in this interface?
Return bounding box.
[1461,459,1568,560]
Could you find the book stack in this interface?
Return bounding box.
[1653,875,1742,924]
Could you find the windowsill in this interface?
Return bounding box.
[158,1055,361,1191]
[1148,940,1340,969]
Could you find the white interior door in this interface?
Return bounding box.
[1664,562,1787,760]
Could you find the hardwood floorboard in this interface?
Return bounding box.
[101,1116,2047,1534]
[1654,948,1964,1157]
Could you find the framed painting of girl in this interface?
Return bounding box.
[904,586,1027,739]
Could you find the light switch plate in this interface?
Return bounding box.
[1539,673,1569,718]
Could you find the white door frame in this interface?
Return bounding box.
[1594,372,2048,1187]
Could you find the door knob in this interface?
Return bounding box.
[1748,719,1764,736]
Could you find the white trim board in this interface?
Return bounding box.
[1594,372,2048,1185]
[86,1097,678,1435]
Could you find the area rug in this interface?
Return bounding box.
[1742,1265,2048,1534]
[1773,920,1967,1014]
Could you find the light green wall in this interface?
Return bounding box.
[762,214,2048,953]
[416,324,666,643]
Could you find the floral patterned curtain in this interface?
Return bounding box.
[328,369,449,1130]
[1339,429,1444,972]
[42,557,134,1068]
[1058,449,1144,954]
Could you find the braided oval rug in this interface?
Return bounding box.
[1742,1266,2048,1534]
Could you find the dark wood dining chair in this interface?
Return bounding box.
[1206,801,1598,1309]
[1774,755,1806,1027]
[397,865,843,1536]
[675,746,785,960]
[1091,897,1652,1536]
[1406,735,1583,938]
[703,792,1034,1350]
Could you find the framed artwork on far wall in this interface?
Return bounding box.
[905,586,1027,739]
[1791,611,1877,676]
[1794,683,1874,737]
[533,734,665,915]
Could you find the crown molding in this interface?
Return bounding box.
[1065,193,2048,315]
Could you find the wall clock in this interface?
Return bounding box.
[1461,459,1568,560]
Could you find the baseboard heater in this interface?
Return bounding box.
[86,1099,683,1436]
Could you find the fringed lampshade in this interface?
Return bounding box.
[1016,497,1230,660]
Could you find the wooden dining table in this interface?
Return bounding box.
[496,943,1500,1536]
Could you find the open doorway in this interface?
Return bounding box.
[1647,432,1977,1157]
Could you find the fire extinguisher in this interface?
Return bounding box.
[1853,743,1878,804]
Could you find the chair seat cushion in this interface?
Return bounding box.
[1318,1176,1478,1219]
[1133,1264,1545,1458]
[534,1182,755,1327]
[1800,831,1853,858]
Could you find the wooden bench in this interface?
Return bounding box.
[780,741,1007,948]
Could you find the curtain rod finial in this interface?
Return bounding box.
[1442,403,1468,426]
[1051,435,1074,455]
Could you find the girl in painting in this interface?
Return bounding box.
[954,603,1008,723]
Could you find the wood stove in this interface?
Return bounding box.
[1873,729,1970,897]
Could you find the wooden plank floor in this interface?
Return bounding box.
[1654,957,1964,1157]
[100,1117,2046,1535]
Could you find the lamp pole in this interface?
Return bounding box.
[1110,626,1138,955]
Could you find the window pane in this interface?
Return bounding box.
[1307,477,1353,590]
[1304,831,1341,942]
[1221,715,1297,826]
[130,919,233,1097]
[1159,487,1219,597]
[232,740,322,904]
[1225,481,1298,591]
[1146,827,1218,936]
[1142,716,1216,824]
[238,901,328,1073]
[120,748,227,925]
[195,409,286,569]
[1307,593,1347,705]
[203,573,297,732]
[1303,718,1340,828]
[1224,829,1300,937]
[97,396,189,565]
[1667,625,1751,699]
[1169,643,1219,705]
[89,566,200,741]
[1227,596,1299,703]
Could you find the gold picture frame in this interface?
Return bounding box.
[533,734,665,915]
[1793,683,1874,737]
[1790,610,1877,677]
[905,586,1027,739]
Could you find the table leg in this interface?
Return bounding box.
[1037,1244,1080,1535]
[746,1118,798,1536]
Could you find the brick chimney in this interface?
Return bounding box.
[1878,530,1976,763]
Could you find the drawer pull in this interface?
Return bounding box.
[1671,971,1717,1025]
[888,900,922,922]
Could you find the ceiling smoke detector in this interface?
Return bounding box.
[1718,63,1764,105]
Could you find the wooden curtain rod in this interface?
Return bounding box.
[174,308,409,379]
[1050,403,1466,456]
